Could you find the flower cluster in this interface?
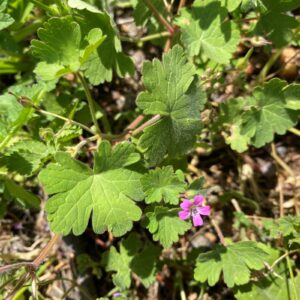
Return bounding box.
[178,195,211,227]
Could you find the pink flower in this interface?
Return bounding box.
[178,195,211,226]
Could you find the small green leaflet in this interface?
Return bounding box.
[175,0,240,64]
[132,0,167,40]
[141,166,186,205]
[0,140,53,176]
[235,275,300,300]
[0,0,14,31]
[102,233,160,290]
[31,17,106,80]
[240,79,298,148]
[255,0,300,47]
[146,206,191,248]
[234,242,300,300]
[0,93,22,141]
[137,45,206,165]
[39,141,144,236]
[0,83,52,143]
[263,215,300,239]
[133,0,166,26]
[217,79,299,151]
[1,176,40,208]
[194,241,268,287]
[68,0,135,84]
[283,84,300,110]
[221,0,242,11]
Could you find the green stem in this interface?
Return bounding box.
[53,0,69,14]
[13,19,45,42]
[197,283,206,300]
[286,251,299,300]
[121,31,171,43]
[288,127,300,137]
[258,49,282,83]
[37,107,96,135]
[29,0,58,14]
[77,73,102,136]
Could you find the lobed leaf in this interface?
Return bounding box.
[146,206,191,248]
[137,45,206,165]
[102,233,160,290]
[194,241,268,287]
[39,141,144,236]
[217,79,300,151]
[141,166,186,205]
[69,0,134,84]
[175,0,240,64]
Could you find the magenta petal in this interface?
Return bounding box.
[180,199,193,210]
[198,205,211,216]
[192,214,203,226]
[194,195,204,206]
[179,210,190,220]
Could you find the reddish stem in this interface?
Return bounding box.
[144,0,175,34]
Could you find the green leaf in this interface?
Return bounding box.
[216,97,253,152]
[240,79,298,148]
[235,275,300,300]
[221,0,242,11]
[0,0,14,31]
[194,241,268,287]
[255,0,300,47]
[146,206,191,248]
[136,45,206,165]
[102,233,160,289]
[2,177,40,208]
[31,17,82,74]
[130,244,161,287]
[31,16,106,80]
[283,84,300,110]
[0,12,14,30]
[141,166,186,205]
[39,141,144,236]
[263,215,300,239]
[0,140,53,176]
[0,93,22,141]
[133,0,165,26]
[234,242,300,300]
[69,0,134,84]
[68,0,101,12]
[175,0,240,64]
[218,79,299,151]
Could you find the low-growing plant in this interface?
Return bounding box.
[0,0,300,299]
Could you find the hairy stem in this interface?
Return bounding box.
[271,143,294,176]
[33,234,60,268]
[121,31,171,43]
[270,249,300,270]
[37,107,96,135]
[126,114,145,131]
[258,49,282,83]
[210,218,226,246]
[286,250,299,300]
[77,73,103,136]
[143,0,174,34]
[132,114,161,136]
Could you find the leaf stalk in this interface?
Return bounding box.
[77,73,103,136]
[143,0,175,34]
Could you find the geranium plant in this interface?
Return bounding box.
[0,0,300,299]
